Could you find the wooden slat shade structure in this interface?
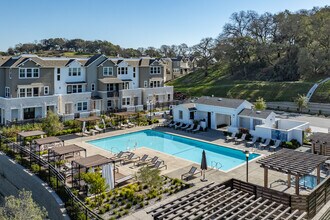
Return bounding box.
[257,148,329,176]
[48,144,86,157]
[34,136,63,146]
[148,180,307,220]
[309,132,330,155]
[257,148,329,195]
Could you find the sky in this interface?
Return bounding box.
[0,0,329,51]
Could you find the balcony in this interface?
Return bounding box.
[107,91,119,98]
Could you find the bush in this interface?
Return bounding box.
[125,203,132,209]
[282,139,300,149]
[31,163,40,173]
[139,202,145,208]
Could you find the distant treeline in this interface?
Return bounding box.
[2,6,329,81]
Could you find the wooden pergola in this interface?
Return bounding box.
[309,132,330,156]
[75,116,101,122]
[257,148,329,195]
[48,144,86,163]
[17,130,46,144]
[148,180,307,219]
[71,154,112,189]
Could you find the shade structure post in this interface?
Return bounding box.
[312,143,315,154]
[317,165,321,184]
[264,167,268,188]
[287,173,291,188]
[295,175,300,195]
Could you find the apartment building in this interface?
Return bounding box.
[0,54,175,124]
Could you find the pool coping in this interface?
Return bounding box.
[84,128,265,173]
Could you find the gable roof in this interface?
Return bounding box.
[97,58,116,67]
[85,54,105,67]
[139,58,151,67]
[195,96,247,109]
[0,56,10,66]
[239,108,274,119]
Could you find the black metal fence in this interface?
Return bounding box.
[0,135,102,220]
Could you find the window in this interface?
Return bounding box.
[144,81,148,88]
[68,68,81,76]
[150,66,161,75]
[167,94,171,101]
[18,87,40,97]
[77,101,88,111]
[5,87,10,98]
[107,83,114,91]
[44,86,49,95]
[125,67,128,74]
[124,82,129,89]
[19,88,25,98]
[103,67,113,76]
[190,111,194,120]
[57,68,61,81]
[91,83,95,91]
[19,68,39,79]
[179,110,183,119]
[27,88,32,97]
[107,100,112,108]
[121,97,131,106]
[67,84,83,94]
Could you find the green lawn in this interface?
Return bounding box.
[310,80,330,103]
[167,67,316,102]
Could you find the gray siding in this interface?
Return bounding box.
[0,68,5,97]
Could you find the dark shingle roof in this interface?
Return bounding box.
[195,96,246,109]
[239,108,273,119]
[85,54,104,66]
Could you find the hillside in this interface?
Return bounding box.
[310,80,330,103]
[167,66,320,102]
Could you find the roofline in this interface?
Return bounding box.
[85,54,107,67]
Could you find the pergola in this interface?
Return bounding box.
[149,181,307,219]
[17,130,46,144]
[309,132,330,156]
[34,136,64,149]
[257,148,329,195]
[71,154,112,189]
[75,116,101,123]
[48,144,86,163]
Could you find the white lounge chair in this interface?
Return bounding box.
[186,124,195,132]
[165,120,175,127]
[246,136,258,147]
[94,125,103,133]
[127,121,135,128]
[83,128,92,136]
[174,122,183,130]
[226,132,236,142]
[120,123,128,129]
[168,122,177,128]
[192,125,201,133]
[235,133,247,144]
[269,140,282,151]
[180,124,190,130]
[260,139,271,149]
[108,121,119,130]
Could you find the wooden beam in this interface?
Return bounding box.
[295,175,300,195]
[264,167,268,188]
[287,173,291,188]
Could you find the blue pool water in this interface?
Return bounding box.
[87,130,260,171]
[294,175,324,189]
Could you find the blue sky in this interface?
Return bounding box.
[0,0,329,51]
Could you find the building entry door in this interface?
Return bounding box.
[207,112,211,128]
[24,108,35,120]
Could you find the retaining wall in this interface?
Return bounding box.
[267,102,330,116]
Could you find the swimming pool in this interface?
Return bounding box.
[87,130,260,171]
[293,175,325,189]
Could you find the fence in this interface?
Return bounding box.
[267,102,330,116]
[0,135,102,220]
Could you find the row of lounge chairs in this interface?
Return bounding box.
[166,121,202,133]
[82,125,104,136]
[226,132,282,151]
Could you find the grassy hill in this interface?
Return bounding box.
[310,80,330,103]
[167,66,321,102]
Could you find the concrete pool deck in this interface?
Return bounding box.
[62,125,315,219]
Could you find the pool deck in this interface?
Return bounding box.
[62,125,316,219]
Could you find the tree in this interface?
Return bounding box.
[41,110,63,136]
[254,97,267,110]
[0,189,47,220]
[81,172,108,206]
[295,94,308,112]
[193,38,215,76]
[136,166,162,191]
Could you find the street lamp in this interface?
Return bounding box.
[244,150,250,182]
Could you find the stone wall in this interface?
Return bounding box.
[267,102,330,115]
[0,152,69,220]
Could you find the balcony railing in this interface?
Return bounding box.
[107,91,119,97]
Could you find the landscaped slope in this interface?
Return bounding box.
[310,80,330,103]
[167,67,316,102]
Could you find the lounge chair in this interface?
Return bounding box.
[174,122,183,130]
[144,156,164,166]
[133,154,149,166]
[83,128,92,136]
[110,151,128,160]
[115,175,134,186]
[260,139,271,149]
[94,125,103,133]
[127,121,135,128]
[225,132,236,142]
[89,128,99,135]
[181,166,201,181]
[235,133,247,144]
[168,122,177,128]
[180,124,190,130]
[121,152,140,165]
[192,125,201,133]
[108,121,119,130]
[148,161,167,170]
[246,136,258,147]
[166,120,175,127]
[120,123,128,129]
[186,124,195,132]
[269,140,282,152]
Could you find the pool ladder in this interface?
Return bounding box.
[211,161,223,170]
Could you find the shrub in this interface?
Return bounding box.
[139,202,145,208]
[157,195,162,201]
[98,208,105,214]
[30,163,40,173]
[104,204,111,211]
[125,203,132,209]
[123,210,129,215]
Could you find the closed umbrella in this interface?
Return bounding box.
[201,150,208,182]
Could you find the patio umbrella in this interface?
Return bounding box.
[201,150,208,182]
